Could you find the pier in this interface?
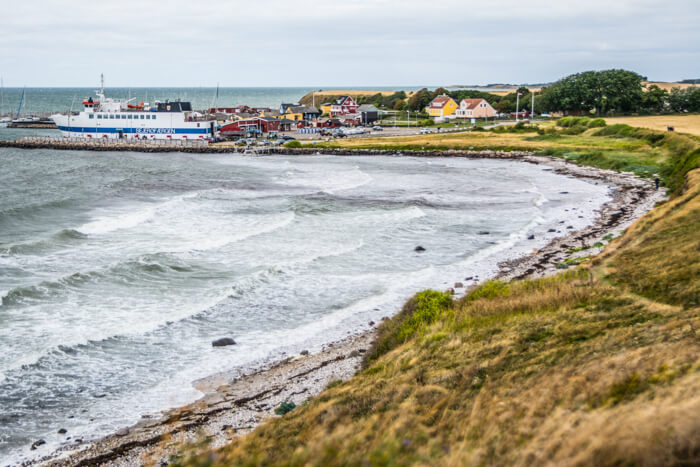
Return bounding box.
[6,121,58,129]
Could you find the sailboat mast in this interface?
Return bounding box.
[16,87,25,120]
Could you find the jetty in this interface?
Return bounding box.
[7,121,57,129]
[0,136,543,162]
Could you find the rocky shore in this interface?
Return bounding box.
[29,152,666,467]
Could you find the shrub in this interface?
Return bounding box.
[557,116,591,128]
[274,402,297,415]
[284,140,302,148]
[465,280,510,302]
[364,290,452,365]
[587,118,606,128]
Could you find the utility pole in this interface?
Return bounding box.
[531,91,535,119]
[516,92,520,122]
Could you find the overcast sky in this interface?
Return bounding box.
[1,0,698,87]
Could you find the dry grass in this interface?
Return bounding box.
[304,90,400,97]
[320,130,653,152]
[177,169,700,466]
[604,115,700,136]
[644,81,699,92]
[488,87,541,97]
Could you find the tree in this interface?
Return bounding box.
[496,99,514,114]
[641,84,668,112]
[538,69,644,114]
[407,88,433,111]
[393,99,407,111]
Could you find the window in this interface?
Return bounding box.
[116,115,121,119]
[89,114,94,119]
[97,114,102,119]
[122,115,127,119]
[140,115,144,119]
[152,115,156,120]
[109,114,114,119]
[128,115,133,119]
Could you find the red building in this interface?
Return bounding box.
[329,96,359,116]
[219,117,281,135]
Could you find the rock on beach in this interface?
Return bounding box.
[212,337,236,347]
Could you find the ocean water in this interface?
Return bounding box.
[0,149,611,463]
[0,86,427,117]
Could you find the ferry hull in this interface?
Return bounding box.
[51,114,215,141]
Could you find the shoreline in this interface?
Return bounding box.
[28,152,665,466]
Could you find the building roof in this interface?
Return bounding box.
[358,104,379,112]
[460,98,493,110]
[334,95,356,106]
[280,103,300,113]
[288,105,320,114]
[429,95,455,108]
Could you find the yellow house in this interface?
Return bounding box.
[320,103,332,114]
[427,95,458,117]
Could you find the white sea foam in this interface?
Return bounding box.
[77,192,199,235]
[0,155,615,464]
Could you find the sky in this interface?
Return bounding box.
[1,0,699,87]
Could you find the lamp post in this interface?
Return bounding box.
[516,92,521,122]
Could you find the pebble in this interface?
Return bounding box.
[454,282,463,288]
[58,428,67,434]
[300,350,309,356]
[30,439,46,450]
[414,245,426,252]
[115,428,130,437]
[368,321,375,326]
[348,350,361,358]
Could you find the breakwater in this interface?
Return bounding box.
[7,122,58,129]
[0,137,535,159]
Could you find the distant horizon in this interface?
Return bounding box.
[0,77,696,89]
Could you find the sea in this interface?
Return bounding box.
[0,88,612,463]
[0,86,429,119]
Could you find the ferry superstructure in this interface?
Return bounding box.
[51,80,216,140]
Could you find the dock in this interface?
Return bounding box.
[7,121,58,129]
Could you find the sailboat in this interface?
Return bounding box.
[0,78,10,127]
[12,87,38,123]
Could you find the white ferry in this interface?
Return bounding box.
[51,79,216,140]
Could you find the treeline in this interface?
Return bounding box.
[359,70,700,116]
[536,69,699,114]
[355,91,408,110]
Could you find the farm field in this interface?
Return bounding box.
[604,114,700,136]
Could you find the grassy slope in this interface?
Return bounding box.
[179,127,700,467]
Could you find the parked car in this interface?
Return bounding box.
[420,128,433,134]
[372,125,383,131]
[280,135,296,141]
